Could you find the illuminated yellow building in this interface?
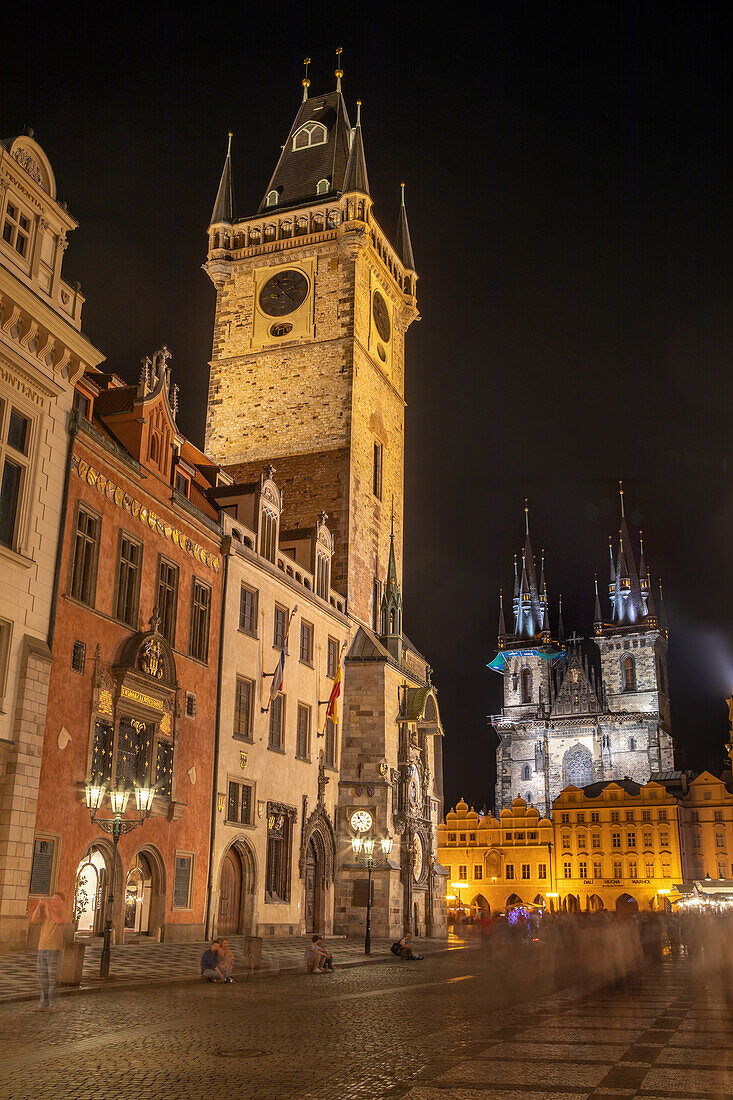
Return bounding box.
[438,779,683,916]
[678,771,733,883]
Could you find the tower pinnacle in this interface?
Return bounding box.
[395,182,415,270]
[335,46,343,92]
[302,57,311,101]
[210,132,234,226]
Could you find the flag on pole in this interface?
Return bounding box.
[262,605,297,713]
[319,641,346,734]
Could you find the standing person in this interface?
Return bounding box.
[218,937,236,982]
[30,892,68,1012]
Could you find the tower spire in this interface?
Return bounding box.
[342,100,370,195]
[302,57,311,102]
[210,132,234,226]
[498,588,507,639]
[619,479,625,518]
[594,573,603,628]
[335,46,344,92]
[395,182,415,270]
[558,593,565,642]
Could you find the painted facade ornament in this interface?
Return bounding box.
[187,765,196,785]
[240,751,248,769]
[140,636,164,680]
[12,147,44,187]
[57,727,71,750]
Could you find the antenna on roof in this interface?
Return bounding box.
[302,57,311,102]
[335,46,344,92]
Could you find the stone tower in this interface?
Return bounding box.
[203,85,418,625]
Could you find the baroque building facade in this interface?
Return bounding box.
[0,133,103,947]
[491,489,674,818]
[203,71,447,940]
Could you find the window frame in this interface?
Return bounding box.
[172,852,195,910]
[239,584,259,638]
[295,702,311,761]
[273,604,288,651]
[156,555,179,646]
[324,716,337,768]
[292,121,328,151]
[1,197,32,259]
[233,676,254,742]
[69,501,101,607]
[226,778,254,826]
[268,692,285,753]
[188,576,212,663]
[326,636,339,679]
[299,619,314,666]
[0,397,37,554]
[372,441,383,499]
[113,529,143,628]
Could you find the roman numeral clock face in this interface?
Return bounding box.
[259,269,309,316]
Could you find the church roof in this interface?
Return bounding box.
[259,91,353,213]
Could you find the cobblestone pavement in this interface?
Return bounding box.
[0,949,730,1099]
[0,934,468,1001]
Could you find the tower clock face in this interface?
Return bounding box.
[408,764,421,810]
[259,269,309,316]
[350,809,373,834]
[372,290,391,342]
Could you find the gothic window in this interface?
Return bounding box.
[316,178,329,195]
[316,553,330,600]
[522,764,531,781]
[265,806,292,901]
[259,506,278,563]
[292,122,328,150]
[524,791,533,805]
[623,655,636,691]
[266,190,279,207]
[562,744,593,789]
[372,442,383,499]
[521,668,532,703]
[629,736,636,751]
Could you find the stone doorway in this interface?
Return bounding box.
[304,838,323,934]
[218,848,242,936]
[74,847,108,934]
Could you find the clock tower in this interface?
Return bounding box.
[203,83,418,625]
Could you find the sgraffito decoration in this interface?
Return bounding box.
[71,454,219,572]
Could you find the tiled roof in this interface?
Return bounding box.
[93,385,136,416]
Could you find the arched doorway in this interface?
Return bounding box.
[304,837,324,934]
[219,847,243,936]
[74,847,108,934]
[471,894,490,918]
[506,893,523,907]
[589,893,604,912]
[616,893,639,914]
[124,853,153,935]
[563,894,580,913]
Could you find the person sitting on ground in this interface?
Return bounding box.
[397,933,423,960]
[304,934,330,973]
[314,936,334,971]
[200,939,225,982]
[218,937,235,982]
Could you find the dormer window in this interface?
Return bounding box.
[2,201,31,258]
[316,178,329,196]
[266,190,279,207]
[174,471,190,499]
[259,506,278,563]
[292,122,328,150]
[316,552,330,600]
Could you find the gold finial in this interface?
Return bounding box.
[356,99,362,125]
[335,46,344,91]
[302,57,311,101]
[401,181,406,205]
[227,131,233,155]
[619,479,625,518]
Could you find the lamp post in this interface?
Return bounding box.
[84,780,156,978]
[351,834,393,955]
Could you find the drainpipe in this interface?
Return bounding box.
[47,409,79,651]
[204,546,229,938]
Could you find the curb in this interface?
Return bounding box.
[0,942,472,1005]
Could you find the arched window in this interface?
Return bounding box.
[562,744,593,789]
[629,736,636,751]
[522,764,531,781]
[623,655,636,691]
[521,667,532,703]
[316,178,329,196]
[292,122,328,150]
[266,190,279,207]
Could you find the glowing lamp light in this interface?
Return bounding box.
[109,785,131,815]
[351,836,364,855]
[381,836,393,856]
[451,881,469,890]
[446,894,457,901]
[135,784,157,815]
[657,888,670,896]
[546,892,559,899]
[85,783,106,814]
[362,837,376,857]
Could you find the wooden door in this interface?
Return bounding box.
[218,849,242,936]
[304,840,320,933]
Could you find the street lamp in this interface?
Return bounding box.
[84,778,156,978]
[352,834,393,956]
[451,880,469,921]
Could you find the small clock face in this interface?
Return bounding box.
[372,290,391,342]
[408,764,421,810]
[350,809,373,834]
[259,269,309,316]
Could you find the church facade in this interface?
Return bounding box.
[203,70,447,940]
[491,489,675,818]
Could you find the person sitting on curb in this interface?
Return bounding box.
[218,937,236,982]
[313,936,334,971]
[304,934,331,973]
[396,933,423,960]
[201,939,225,982]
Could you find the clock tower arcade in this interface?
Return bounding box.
[203,84,418,626]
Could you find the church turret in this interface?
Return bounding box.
[380,510,403,662]
[395,182,415,271]
[210,132,234,227]
[609,482,646,627]
[557,594,565,642]
[497,588,507,645]
[515,501,543,640]
[342,101,370,196]
[593,574,603,634]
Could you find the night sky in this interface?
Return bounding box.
[6,2,733,812]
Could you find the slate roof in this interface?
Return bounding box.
[259,91,353,212]
[93,385,136,417]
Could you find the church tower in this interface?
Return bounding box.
[203,68,418,624]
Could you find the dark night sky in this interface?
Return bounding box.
[6,2,733,811]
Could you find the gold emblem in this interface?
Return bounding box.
[217,792,225,813]
[240,751,248,769]
[140,637,164,680]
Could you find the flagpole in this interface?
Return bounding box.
[319,640,348,737]
[261,604,298,713]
